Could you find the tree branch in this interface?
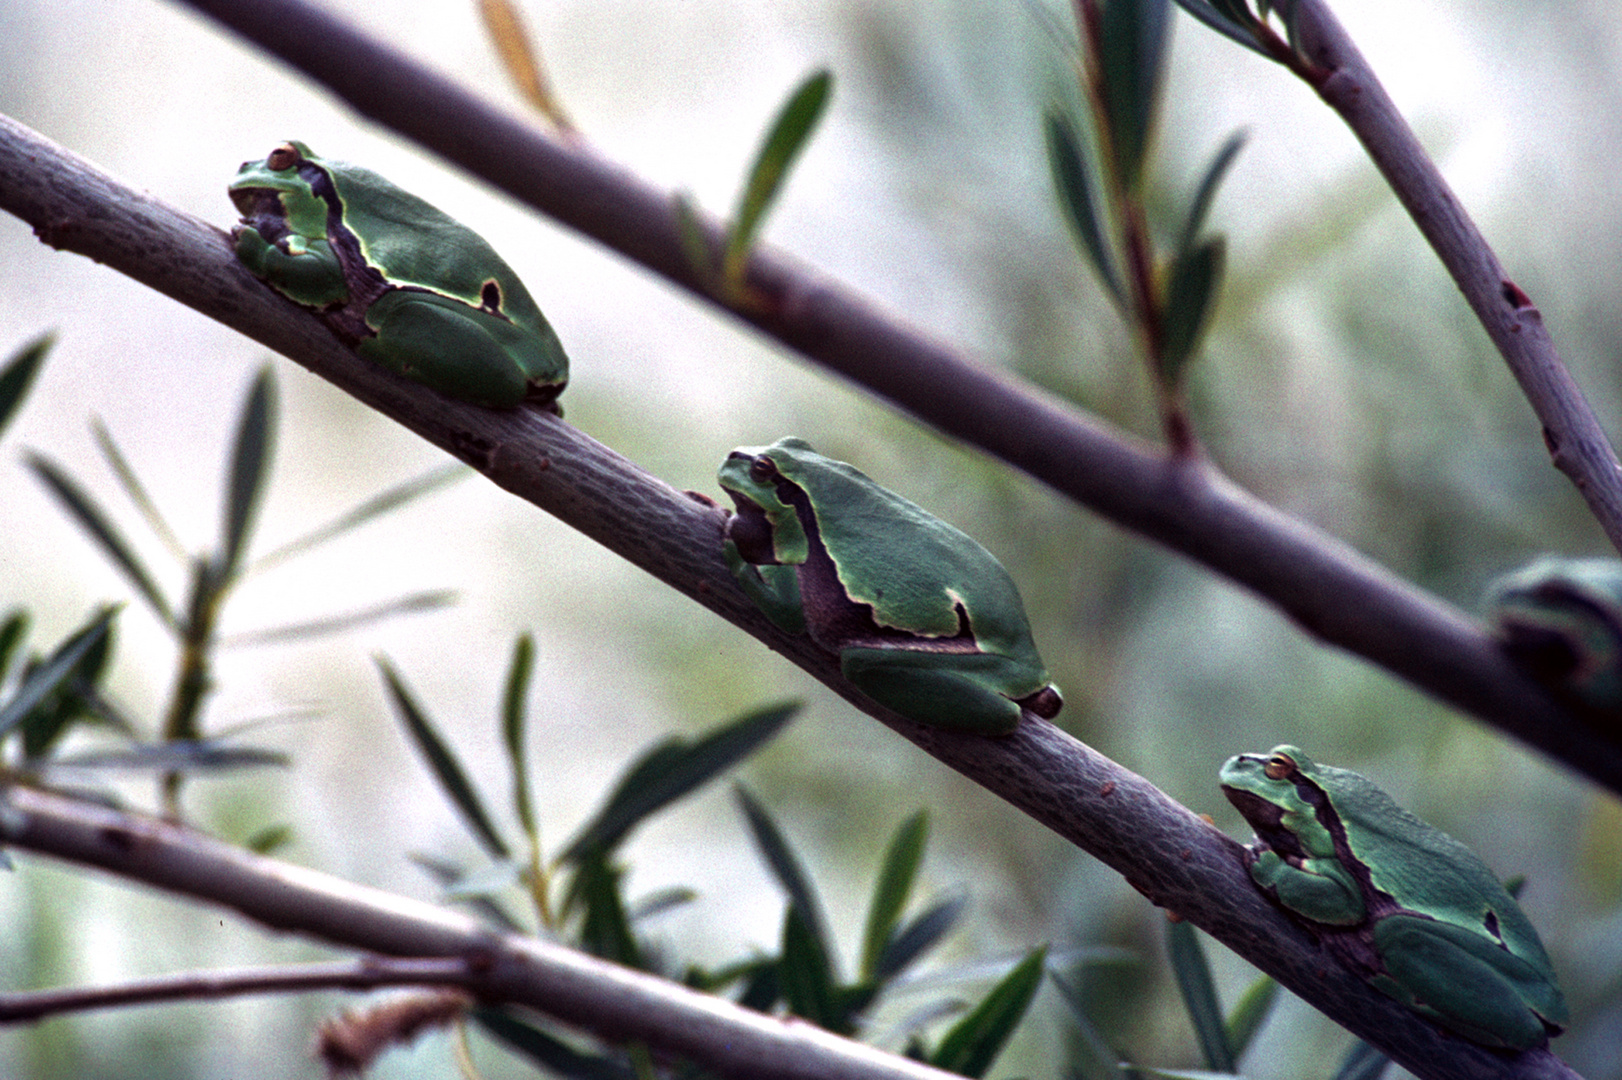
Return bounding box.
[1288,0,1622,550]
[0,114,1586,1079]
[0,786,962,1080]
[0,957,472,1023]
[105,0,1622,788]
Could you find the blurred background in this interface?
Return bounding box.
[2,0,1620,1076]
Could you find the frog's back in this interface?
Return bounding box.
[332,165,545,327]
[806,459,1039,656]
[1333,767,1553,969]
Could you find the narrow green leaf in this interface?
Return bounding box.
[723,69,833,288]
[861,810,929,980]
[1044,111,1126,308]
[1269,0,1305,53]
[0,610,28,686]
[832,979,880,1026]
[570,849,643,968]
[1156,235,1226,388]
[249,463,468,573]
[27,454,175,628]
[441,857,526,900]
[0,332,51,441]
[1211,0,1257,20]
[411,853,524,932]
[220,367,276,578]
[735,785,836,980]
[736,960,783,1013]
[20,615,116,762]
[473,1006,637,1080]
[218,590,458,647]
[1178,129,1247,254]
[1222,973,1278,1060]
[92,419,186,561]
[52,741,288,772]
[627,885,697,921]
[244,823,294,854]
[1099,0,1172,193]
[0,606,118,742]
[1049,970,1127,1080]
[502,632,538,837]
[684,953,773,994]
[1333,1040,1393,1080]
[1172,0,1267,55]
[561,700,799,861]
[930,947,1047,1079]
[876,895,968,981]
[673,191,718,288]
[377,657,510,859]
[1166,920,1234,1071]
[780,905,848,1033]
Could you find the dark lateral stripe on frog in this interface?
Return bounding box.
[300,165,396,339]
[782,480,984,654]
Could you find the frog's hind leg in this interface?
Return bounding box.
[839,648,1024,735]
[1371,914,1551,1050]
[359,290,530,407]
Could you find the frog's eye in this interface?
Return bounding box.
[1263,753,1297,781]
[749,455,779,485]
[266,143,303,171]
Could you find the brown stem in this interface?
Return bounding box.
[0,957,476,1023]
[1291,0,1622,551]
[132,0,1622,791]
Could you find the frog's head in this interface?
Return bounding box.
[1221,746,1337,861]
[718,441,815,566]
[229,141,331,244]
[1490,556,1622,709]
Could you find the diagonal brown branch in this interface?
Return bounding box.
[139,0,1622,792]
[1289,0,1622,550]
[0,113,1587,1080]
[0,786,966,1080]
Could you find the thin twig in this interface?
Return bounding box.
[0,787,968,1080]
[1290,0,1622,551]
[0,957,475,1023]
[0,749,1579,1080]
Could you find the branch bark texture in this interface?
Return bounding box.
[0,113,1587,1080]
[0,786,966,1080]
[1292,0,1622,550]
[159,0,1622,791]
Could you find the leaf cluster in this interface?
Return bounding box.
[1044,0,1252,449]
[1060,920,1394,1080]
[0,336,461,823]
[380,655,1052,1078]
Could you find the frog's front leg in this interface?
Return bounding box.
[1371,914,1556,1050]
[722,543,807,634]
[359,290,536,408]
[1248,851,1365,926]
[836,648,1036,734]
[234,229,349,307]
